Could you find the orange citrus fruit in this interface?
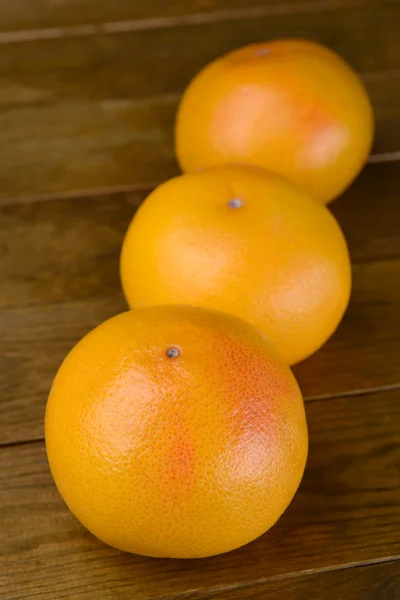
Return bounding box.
[45,305,308,558]
[120,165,351,365]
[175,39,374,204]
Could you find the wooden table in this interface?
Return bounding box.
[1,1,399,598]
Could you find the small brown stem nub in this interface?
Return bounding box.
[228,198,243,209]
[166,347,180,359]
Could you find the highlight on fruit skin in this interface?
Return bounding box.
[45,305,308,559]
[175,38,374,204]
[120,164,351,365]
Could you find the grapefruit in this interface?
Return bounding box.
[45,305,308,558]
[120,165,351,365]
[175,39,374,204]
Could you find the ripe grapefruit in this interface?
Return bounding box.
[45,305,308,558]
[175,39,374,204]
[120,165,351,365]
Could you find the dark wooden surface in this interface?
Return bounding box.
[0,2,399,200]
[0,0,400,598]
[2,0,394,32]
[2,391,400,599]
[185,561,400,599]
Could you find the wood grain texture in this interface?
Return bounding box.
[0,6,399,198]
[185,560,400,600]
[1,389,399,599]
[0,295,125,445]
[0,0,393,34]
[2,5,394,103]
[1,161,400,444]
[1,161,399,311]
[0,2,399,598]
[0,191,138,310]
[2,258,399,445]
[331,161,400,263]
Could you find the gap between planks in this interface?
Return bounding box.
[0,0,384,45]
[171,556,400,600]
[0,151,399,209]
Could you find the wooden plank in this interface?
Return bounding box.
[1,389,399,599]
[184,560,400,599]
[2,257,399,445]
[0,74,398,201]
[331,161,400,263]
[3,4,394,102]
[0,191,140,311]
[0,96,178,201]
[0,7,399,199]
[1,161,400,444]
[293,259,400,398]
[0,295,124,445]
[0,0,392,34]
[2,160,399,311]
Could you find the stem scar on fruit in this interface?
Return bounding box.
[228,198,243,209]
[166,347,180,359]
